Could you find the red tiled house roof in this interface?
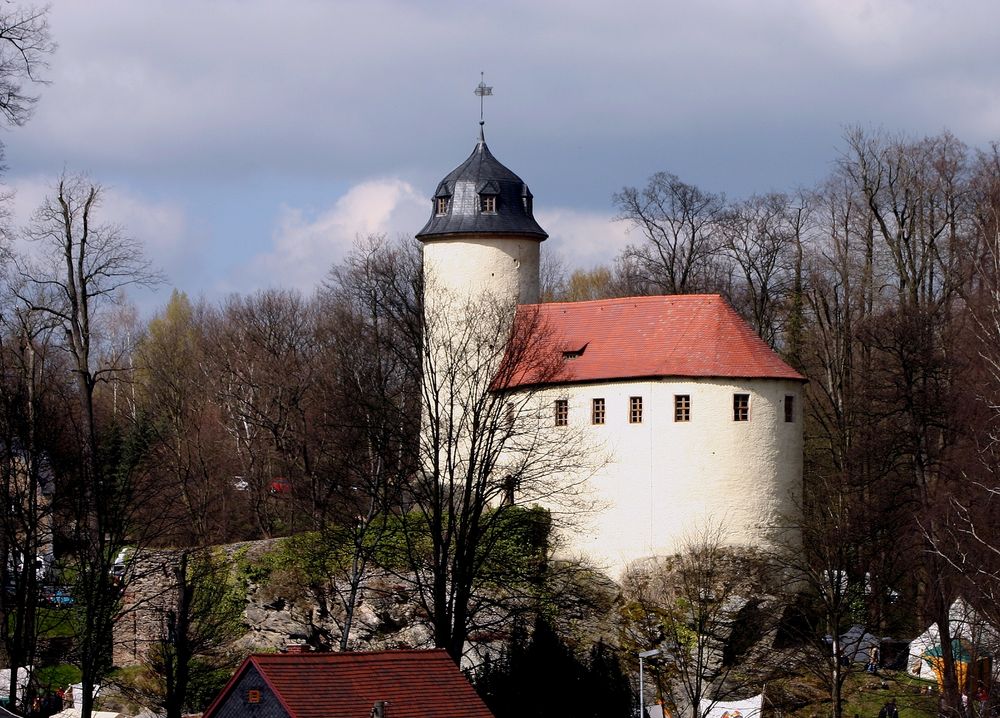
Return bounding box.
[506,294,804,389]
[202,650,494,718]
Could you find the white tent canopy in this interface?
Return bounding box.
[50,710,121,718]
[0,666,31,700]
[69,683,101,710]
[699,693,763,718]
[907,598,998,680]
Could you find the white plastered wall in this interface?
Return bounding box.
[529,376,803,577]
[422,235,541,316]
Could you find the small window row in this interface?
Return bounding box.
[553,394,797,426]
[434,194,498,216]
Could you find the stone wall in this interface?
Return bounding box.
[113,539,436,667]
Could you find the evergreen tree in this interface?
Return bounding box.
[476,617,633,718]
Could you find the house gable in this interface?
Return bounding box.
[204,650,494,718]
[205,663,290,718]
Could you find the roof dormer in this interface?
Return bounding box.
[416,125,547,242]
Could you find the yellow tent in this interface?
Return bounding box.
[922,638,990,692]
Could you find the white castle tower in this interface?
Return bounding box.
[416,122,547,315]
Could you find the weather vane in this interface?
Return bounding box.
[474,72,493,125]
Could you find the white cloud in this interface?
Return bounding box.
[3,0,1000,301]
[230,178,427,293]
[230,188,633,296]
[537,207,632,270]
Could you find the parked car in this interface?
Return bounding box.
[41,586,73,607]
[269,477,292,495]
[109,548,129,588]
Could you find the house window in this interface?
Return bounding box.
[481,195,497,213]
[592,398,605,425]
[784,395,795,423]
[733,393,750,422]
[436,197,449,215]
[555,399,568,427]
[505,402,515,428]
[674,394,690,422]
[629,396,643,424]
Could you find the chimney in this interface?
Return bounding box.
[282,642,312,654]
[370,701,387,718]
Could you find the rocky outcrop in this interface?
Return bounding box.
[113,539,437,666]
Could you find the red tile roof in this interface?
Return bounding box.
[204,650,494,718]
[506,294,804,388]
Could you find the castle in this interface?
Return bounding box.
[416,124,804,574]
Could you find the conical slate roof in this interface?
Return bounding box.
[416,125,548,241]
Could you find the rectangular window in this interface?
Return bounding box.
[733,393,750,422]
[554,399,568,427]
[629,396,643,424]
[592,398,605,425]
[674,394,691,422]
[436,197,448,215]
[784,395,795,423]
[483,195,497,212]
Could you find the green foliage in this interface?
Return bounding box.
[234,505,551,597]
[772,669,940,718]
[183,659,236,712]
[139,549,246,718]
[232,545,272,593]
[35,664,82,691]
[36,606,78,638]
[478,505,550,584]
[187,550,246,649]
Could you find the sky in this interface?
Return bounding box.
[5,0,1000,314]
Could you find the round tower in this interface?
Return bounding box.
[416,124,547,313]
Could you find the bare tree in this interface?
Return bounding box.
[0,301,63,711]
[404,272,599,663]
[925,144,1000,711]
[13,173,162,718]
[144,549,244,718]
[613,172,726,295]
[0,4,53,127]
[772,472,911,718]
[205,289,321,537]
[317,236,420,649]
[136,290,238,545]
[719,192,807,348]
[619,526,778,718]
[791,128,982,717]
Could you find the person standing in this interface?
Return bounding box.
[867,644,880,674]
[878,699,899,718]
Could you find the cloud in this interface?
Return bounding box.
[4,0,1000,302]
[229,178,428,293]
[228,183,635,296]
[537,207,632,270]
